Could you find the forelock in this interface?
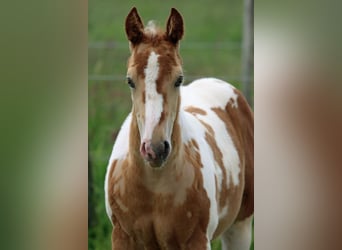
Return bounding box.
[142,21,165,44]
[144,21,159,36]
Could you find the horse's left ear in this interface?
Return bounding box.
[166,8,184,45]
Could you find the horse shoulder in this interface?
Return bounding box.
[181,78,242,189]
[177,111,219,240]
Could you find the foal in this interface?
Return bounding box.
[105,7,254,250]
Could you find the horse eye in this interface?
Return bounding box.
[126,77,135,89]
[175,75,183,87]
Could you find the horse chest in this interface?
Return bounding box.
[111,180,209,248]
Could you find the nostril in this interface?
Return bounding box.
[141,140,156,160]
[140,142,146,155]
[164,141,170,152]
[163,141,170,156]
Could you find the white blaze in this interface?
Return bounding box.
[143,51,163,141]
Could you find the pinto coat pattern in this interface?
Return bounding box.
[105,7,254,250]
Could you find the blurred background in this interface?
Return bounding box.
[88,0,253,249]
[1,0,341,249]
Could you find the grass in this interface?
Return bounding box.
[89,0,253,249]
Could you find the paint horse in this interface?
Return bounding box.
[105,7,254,250]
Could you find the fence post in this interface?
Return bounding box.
[242,0,254,107]
[88,157,96,228]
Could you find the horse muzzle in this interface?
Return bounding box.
[140,140,171,167]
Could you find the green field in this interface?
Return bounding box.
[89,0,253,249]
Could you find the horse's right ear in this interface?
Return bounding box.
[125,7,144,45]
[166,8,184,45]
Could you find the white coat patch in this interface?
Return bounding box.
[143,51,163,141]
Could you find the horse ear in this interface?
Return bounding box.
[125,7,144,45]
[166,8,184,45]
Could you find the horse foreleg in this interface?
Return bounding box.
[220,215,253,250]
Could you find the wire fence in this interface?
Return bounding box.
[88,41,253,85]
